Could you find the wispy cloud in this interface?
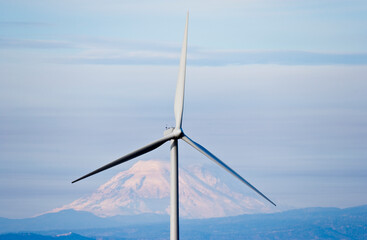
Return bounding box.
[0,38,75,49]
[2,36,367,65]
[189,50,367,66]
[67,41,367,66]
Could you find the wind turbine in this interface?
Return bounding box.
[72,13,275,240]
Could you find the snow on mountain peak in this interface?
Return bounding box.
[52,160,271,218]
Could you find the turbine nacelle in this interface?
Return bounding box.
[164,127,174,136]
[164,127,183,139]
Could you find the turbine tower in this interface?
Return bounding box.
[72,13,275,240]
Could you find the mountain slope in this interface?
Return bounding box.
[52,160,270,218]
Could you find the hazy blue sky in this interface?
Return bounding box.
[1,0,367,218]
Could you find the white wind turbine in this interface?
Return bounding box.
[72,13,275,240]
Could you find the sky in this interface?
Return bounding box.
[0,0,367,218]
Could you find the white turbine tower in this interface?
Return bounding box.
[73,13,275,240]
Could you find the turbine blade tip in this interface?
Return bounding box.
[72,178,82,184]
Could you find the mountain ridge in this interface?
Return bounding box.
[51,160,270,219]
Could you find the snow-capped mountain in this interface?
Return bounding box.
[52,160,271,219]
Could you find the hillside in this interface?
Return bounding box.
[1,205,366,239]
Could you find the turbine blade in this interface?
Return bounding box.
[72,133,175,183]
[174,12,189,129]
[181,134,276,206]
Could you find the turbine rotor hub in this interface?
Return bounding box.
[173,128,183,138]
